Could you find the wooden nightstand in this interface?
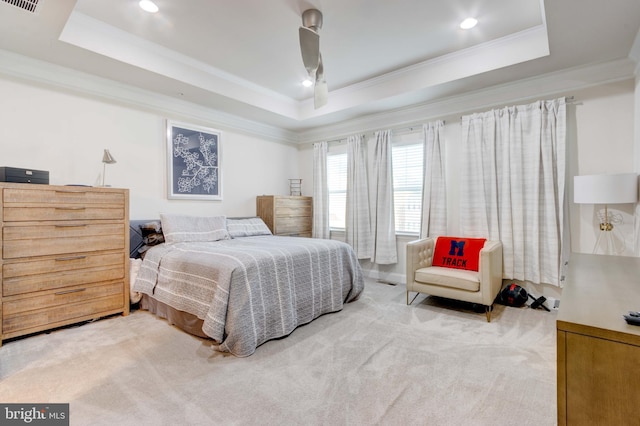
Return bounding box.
[256,195,312,237]
[0,183,130,346]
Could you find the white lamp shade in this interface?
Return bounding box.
[574,173,638,204]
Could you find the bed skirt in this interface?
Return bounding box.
[140,294,209,339]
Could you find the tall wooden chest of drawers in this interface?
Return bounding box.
[256,195,312,237]
[0,183,129,346]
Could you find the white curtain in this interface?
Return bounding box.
[460,98,567,287]
[370,130,397,264]
[346,134,372,258]
[420,120,447,238]
[312,141,330,239]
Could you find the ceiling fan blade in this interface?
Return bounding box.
[314,55,327,109]
[299,26,320,73]
[314,79,328,109]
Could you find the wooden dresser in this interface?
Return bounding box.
[557,253,640,425]
[0,183,129,346]
[256,195,312,237]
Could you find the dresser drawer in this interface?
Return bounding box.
[2,292,124,336]
[275,216,312,235]
[3,187,125,206]
[275,204,312,217]
[3,205,124,222]
[3,187,124,222]
[2,223,124,259]
[281,232,312,237]
[3,252,124,279]
[3,281,123,316]
[3,253,124,296]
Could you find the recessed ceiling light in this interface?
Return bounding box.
[460,17,478,30]
[139,0,159,13]
[302,79,313,87]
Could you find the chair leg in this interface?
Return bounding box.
[406,291,419,306]
[485,305,493,322]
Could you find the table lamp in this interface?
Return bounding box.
[102,149,117,187]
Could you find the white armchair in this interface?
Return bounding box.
[406,237,503,321]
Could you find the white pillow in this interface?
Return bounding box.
[160,214,230,244]
[226,217,272,238]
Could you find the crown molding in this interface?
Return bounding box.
[0,47,635,147]
[59,11,550,124]
[0,48,299,145]
[297,58,637,144]
[60,11,300,120]
[296,25,550,120]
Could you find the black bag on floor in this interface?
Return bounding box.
[496,283,528,307]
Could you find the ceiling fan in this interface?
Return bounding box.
[299,8,328,109]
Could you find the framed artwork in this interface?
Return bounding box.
[166,120,222,200]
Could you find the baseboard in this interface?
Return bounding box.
[362,269,405,287]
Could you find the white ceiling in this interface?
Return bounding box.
[0,0,639,135]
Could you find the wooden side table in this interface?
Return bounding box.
[556,253,640,425]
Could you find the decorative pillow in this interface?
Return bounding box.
[160,214,230,244]
[138,220,165,258]
[431,237,487,271]
[226,217,272,238]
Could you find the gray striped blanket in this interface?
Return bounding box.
[133,236,364,356]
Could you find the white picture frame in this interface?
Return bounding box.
[166,120,222,200]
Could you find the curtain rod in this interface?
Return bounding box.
[323,124,430,145]
[326,138,346,144]
[325,133,364,144]
[316,96,575,146]
[459,96,577,119]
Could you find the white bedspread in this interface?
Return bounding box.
[133,236,364,356]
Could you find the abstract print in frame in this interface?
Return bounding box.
[166,120,222,200]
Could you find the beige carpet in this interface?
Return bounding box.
[0,279,557,425]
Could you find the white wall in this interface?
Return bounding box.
[0,77,300,219]
[570,81,636,255]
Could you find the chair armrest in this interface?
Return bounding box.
[478,240,504,305]
[405,237,436,284]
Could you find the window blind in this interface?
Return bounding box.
[327,152,347,229]
[392,142,423,234]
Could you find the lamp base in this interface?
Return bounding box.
[593,228,618,255]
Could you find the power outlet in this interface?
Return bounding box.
[546,297,560,310]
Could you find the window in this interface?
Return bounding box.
[327,152,347,229]
[392,141,423,234]
[325,135,424,234]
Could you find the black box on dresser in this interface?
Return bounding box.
[0,167,49,184]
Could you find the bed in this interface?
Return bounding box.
[131,215,364,357]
